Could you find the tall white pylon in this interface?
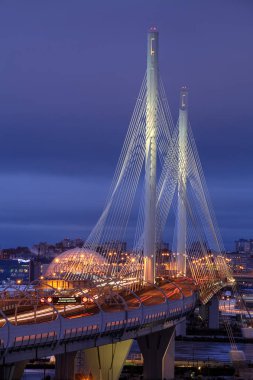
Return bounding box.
[176,87,188,276]
[144,27,159,284]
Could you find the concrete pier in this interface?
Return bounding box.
[208,296,220,329]
[84,339,133,380]
[176,317,187,336]
[137,326,175,380]
[0,360,27,380]
[199,296,220,330]
[55,351,77,380]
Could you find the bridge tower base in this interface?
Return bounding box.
[55,351,77,380]
[137,326,175,380]
[176,317,187,336]
[0,360,27,380]
[84,339,133,380]
[208,296,220,329]
[199,295,220,330]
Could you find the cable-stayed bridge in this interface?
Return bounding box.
[0,28,236,380]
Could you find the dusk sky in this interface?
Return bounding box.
[0,1,252,250]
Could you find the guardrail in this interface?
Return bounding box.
[0,278,198,359]
[0,293,198,357]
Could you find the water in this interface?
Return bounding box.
[21,340,253,379]
[175,341,253,362]
[22,369,54,380]
[131,339,253,363]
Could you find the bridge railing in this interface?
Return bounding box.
[0,282,198,355]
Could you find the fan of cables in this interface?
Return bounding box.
[62,71,234,303]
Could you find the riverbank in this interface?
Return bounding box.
[177,334,253,344]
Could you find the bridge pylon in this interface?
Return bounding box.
[144,27,159,284]
[176,87,188,277]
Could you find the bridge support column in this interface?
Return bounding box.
[55,351,77,380]
[176,317,186,336]
[208,295,219,329]
[0,360,27,380]
[137,326,175,380]
[199,303,208,322]
[84,339,133,380]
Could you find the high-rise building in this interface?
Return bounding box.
[0,259,30,284]
[235,239,253,255]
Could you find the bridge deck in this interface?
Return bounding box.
[0,278,198,362]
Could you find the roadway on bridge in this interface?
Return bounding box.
[0,278,196,326]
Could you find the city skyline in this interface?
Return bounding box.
[0,1,252,249]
